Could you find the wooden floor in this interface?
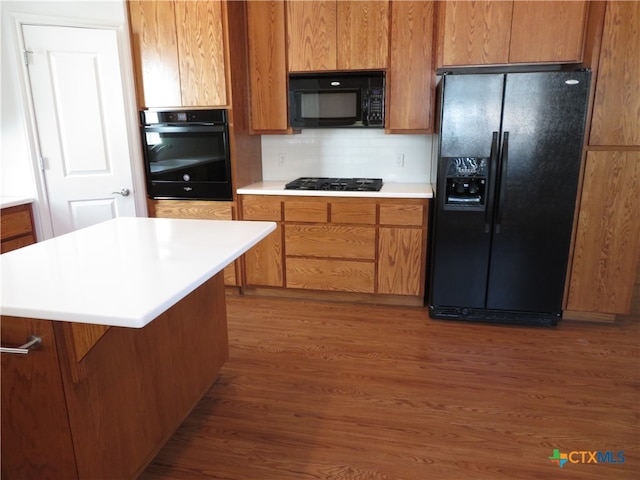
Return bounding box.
[141,296,639,480]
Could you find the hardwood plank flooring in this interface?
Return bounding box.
[140,296,639,480]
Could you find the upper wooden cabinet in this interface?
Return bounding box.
[287,0,389,72]
[438,1,588,67]
[246,0,289,133]
[387,1,436,132]
[589,1,640,147]
[128,0,228,108]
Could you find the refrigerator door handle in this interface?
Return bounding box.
[485,132,500,233]
[495,131,509,233]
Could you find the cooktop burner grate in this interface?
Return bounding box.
[284,177,383,192]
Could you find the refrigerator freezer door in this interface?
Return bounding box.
[430,74,505,309]
[485,71,590,313]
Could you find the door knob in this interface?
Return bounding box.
[112,188,130,197]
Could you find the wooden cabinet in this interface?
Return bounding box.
[387,1,436,133]
[148,200,239,286]
[240,195,428,303]
[565,2,640,319]
[377,202,427,296]
[438,1,588,67]
[246,0,435,132]
[128,0,228,108]
[246,0,289,133]
[287,0,389,72]
[1,274,228,479]
[1,203,36,253]
[567,151,640,314]
[241,196,284,287]
[284,197,377,293]
[1,317,78,479]
[589,1,640,147]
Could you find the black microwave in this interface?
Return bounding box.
[288,71,385,128]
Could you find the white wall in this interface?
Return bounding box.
[261,129,433,183]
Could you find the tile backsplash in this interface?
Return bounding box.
[261,129,433,183]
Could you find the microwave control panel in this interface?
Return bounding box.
[366,88,385,126]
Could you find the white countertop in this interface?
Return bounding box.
[0,196,34,209]
[237,181,433,198]
[0,217,275,328]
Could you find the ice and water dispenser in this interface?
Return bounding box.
[442,157,488,211]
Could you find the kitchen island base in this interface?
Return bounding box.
[1,273,228,479]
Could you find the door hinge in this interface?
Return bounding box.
[38,156,45,171]
[23,50,33,66]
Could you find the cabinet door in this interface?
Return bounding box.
[175,0,227,106]
[127,0,181,107]
[337,0,389,70]
[242,196,284,286]
[287,0,337,71]
[247,0,289,132]
[589,1,640,146]
[440,0,512,66]
[509,1,587,64]
[1,317,78,479]
[378,227,424,296]
[244,225,284,287]
[567,151,640,314]
[387,1,436,132]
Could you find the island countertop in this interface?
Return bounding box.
[0,217,275,328]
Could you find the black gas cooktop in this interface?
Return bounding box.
[284,177,384,192]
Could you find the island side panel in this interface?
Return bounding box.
[54,273,229,479]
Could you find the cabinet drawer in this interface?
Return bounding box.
[285,225,375,260]
[242,196,282,221]
[1,206,33,241]
[286,258,375,293]
[152,200,233,220]
[1,234,36,254]
[330,201,376,224]
[284,200,328,223]
[379,203,424,226]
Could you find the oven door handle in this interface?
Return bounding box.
[142,125,226,134]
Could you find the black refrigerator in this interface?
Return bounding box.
[428,70,590,326]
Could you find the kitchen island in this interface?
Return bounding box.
[0,217,275,479]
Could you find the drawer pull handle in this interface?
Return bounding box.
[1,335,42,355]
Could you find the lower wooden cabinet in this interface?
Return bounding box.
[567,150,640,315]
[1,203,36,253]
[378,227,424,295]
[241,195,284,287]
[148,200,239,286]
[239,195,429,303]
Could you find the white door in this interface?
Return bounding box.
[22,24,137,236]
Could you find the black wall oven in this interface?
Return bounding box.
[140,109,232,200]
